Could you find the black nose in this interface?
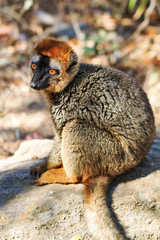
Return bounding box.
[30,81,38,89]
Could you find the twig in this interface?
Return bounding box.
[120,0,156,50]
[0,6,28,29]
[134,0,156,36]
[66,0,84,40]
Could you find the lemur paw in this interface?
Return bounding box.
[30,166,42,180]
[34,178,48,186]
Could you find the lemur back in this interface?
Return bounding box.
[46,63,154,174]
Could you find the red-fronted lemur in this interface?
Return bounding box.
[30,37,155,240]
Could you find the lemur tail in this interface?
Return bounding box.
[84,175,125,240]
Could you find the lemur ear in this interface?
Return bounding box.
[66,51,79,73]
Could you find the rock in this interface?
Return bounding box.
[13,139,53,160]
[0,139,53,169]
[0,138,160,240]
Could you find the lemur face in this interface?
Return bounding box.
[30,54,61,90]
[30,38,79,93]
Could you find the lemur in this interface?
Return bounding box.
[30,37,155,240]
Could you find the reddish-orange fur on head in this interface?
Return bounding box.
[34,38,73,69]
[32,37,79,93]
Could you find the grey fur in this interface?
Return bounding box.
[47,64,155,176]
[31,59,155,239]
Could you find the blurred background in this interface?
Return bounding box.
[0,0,160,159]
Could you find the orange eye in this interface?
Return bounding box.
[49,69,56,75]
[32,64,37,70]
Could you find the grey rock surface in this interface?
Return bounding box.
[0,138,160,240]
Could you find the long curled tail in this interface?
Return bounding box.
[84,175,125,240]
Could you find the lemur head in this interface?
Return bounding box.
[30,38,79,92]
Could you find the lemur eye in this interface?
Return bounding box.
[49,69,56,75]
[32,63,37,70]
